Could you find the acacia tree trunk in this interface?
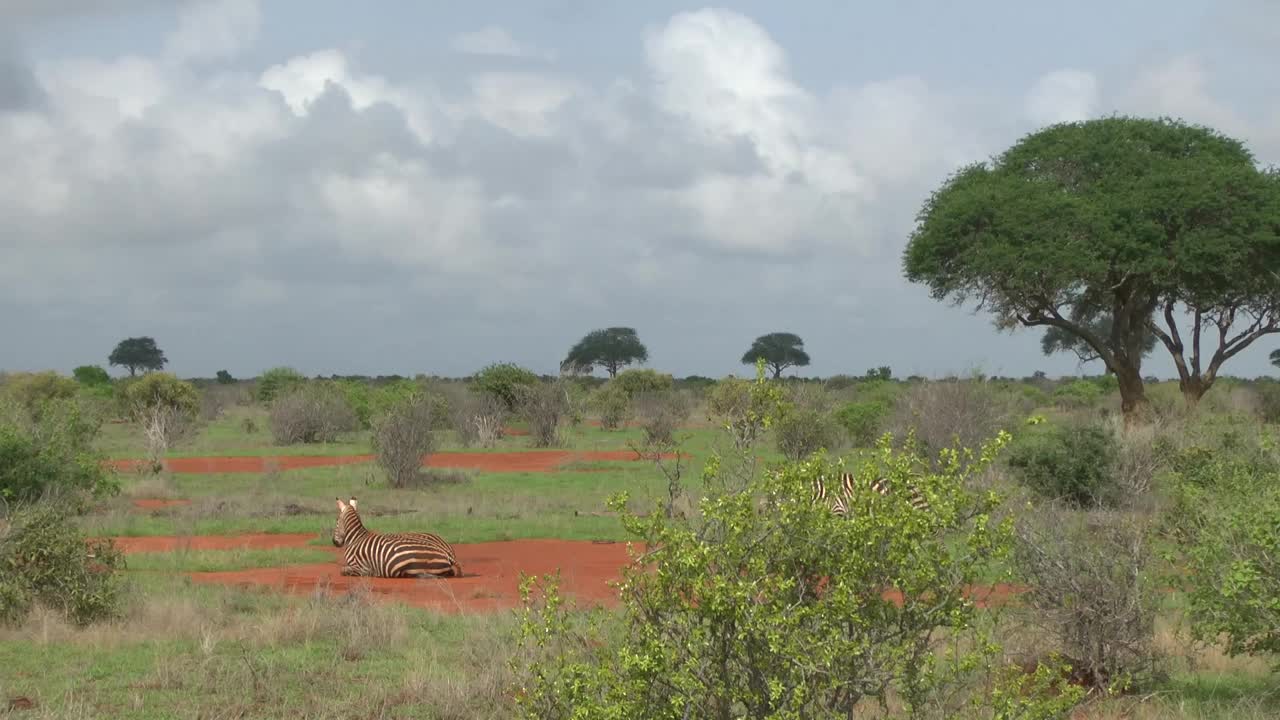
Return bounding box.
[1113,364,1148,422]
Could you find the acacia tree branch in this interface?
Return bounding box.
[1151,300,1193,387]
[1204,306,1280,385]
[1017,304,1118,371]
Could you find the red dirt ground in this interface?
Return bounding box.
[183,538,644,614]
[106,450,674,475]
[108,532,1028,614]
[130,498,192,510]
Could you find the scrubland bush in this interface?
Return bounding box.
[268,382,359,444]
[472,362,539,412]
[889,377,1019,462]
[72,365,111,387]
[1,370,79,422]
[255,366,306,403]
[512,413,1022,718]
[772,384,840,461]
[1005,421,1119,508]
[0,502,126,626]
[0,396,115,506]
[1163,441,1280,661]
[611,368,673,398]
[445,388,508,448]
[631,390,691,447]
[518,381,569,448]
[1011,506,1160,693]
[706,372,777,450]
[371,392,437,488]
[124,372,200,469]
[589,383,630,430]
[835,399,889,447]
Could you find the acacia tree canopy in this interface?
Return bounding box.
[108,336,167,377]
[561,327,648,378]
[903,116,1280,416]
[741,332,811,378]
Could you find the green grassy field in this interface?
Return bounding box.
[5,399,1278,718]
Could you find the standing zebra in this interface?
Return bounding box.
[332,497,463,578]
[810,471,930,517]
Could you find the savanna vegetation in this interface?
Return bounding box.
[2,115,1278,718]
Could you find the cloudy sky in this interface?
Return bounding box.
[2,1,1278,380]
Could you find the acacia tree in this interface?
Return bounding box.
[108,336,167,377]
[904,116,1280,418]
[561,327,648,378]
[740,332,811,379]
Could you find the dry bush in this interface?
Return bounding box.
[888,377,1019,462]
[590,383,631,430]
[1011,505,1161,693]
[198,383,245,423]
[773,385,840,462]
[517,381,568,448]
[268,383,359,445]
[371,394,437,489]
[444,388,508,448]
[632,390,692,447]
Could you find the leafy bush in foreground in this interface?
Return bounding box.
[1165,443,1280,661]
[0,502,126,626]
[512,407,1019,717]
[0,397,115,506]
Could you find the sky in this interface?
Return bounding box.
[2,0,1279,380]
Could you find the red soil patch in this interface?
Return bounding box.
[108,531,1028,615]
[106,450,673,475]
[130,498,192,510]
[184,538,644,614]
[110,533,320,554]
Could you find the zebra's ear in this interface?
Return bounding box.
[349,497,358,510]
[336,497,347,511]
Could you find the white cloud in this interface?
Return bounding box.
[163,0,261,64]
[2,4,1277,378]
[1025,69,1099,127]
[451,26,552,60]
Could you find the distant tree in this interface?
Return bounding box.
[108,337,166,377]
[72,365,111,386]
[1271,348,1280,370]
[215,370,235,385]
[864,366,892,381]
[562,327,648,378]
[740,332,811,379]
[903,116,1280,419]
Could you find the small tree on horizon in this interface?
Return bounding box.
[903,115,1280,420]
[740,332,811,379]
[108,337,167,377]
[561,327,648,378]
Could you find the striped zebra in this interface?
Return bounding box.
[810,471,930,517]
[332,497,463,578]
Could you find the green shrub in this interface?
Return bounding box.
[589,383,631,430]
[0,502,126,626]
[215,369,235,384]
[472,362,539,412]
[1,370,79,422]
[774,404,841,462]
[0,398,115,506]
[511,428,1017,717]
[1005,422,1118,507]
[73,365,111,387]
[834,400,889,447]
[1165,445,1280,660]
[706,374,776,450]
[256,366,306,403]
[517,381,569,448]
[612,368,674,398]
[1052,379,1104,408]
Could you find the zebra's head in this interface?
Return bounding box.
[333,496,360,547]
